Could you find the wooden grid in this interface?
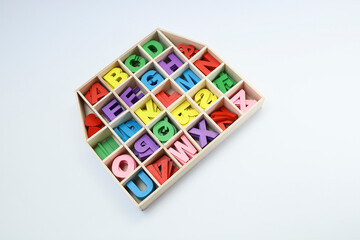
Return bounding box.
[75,28,264,210]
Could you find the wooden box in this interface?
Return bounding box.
[75,28,264,210]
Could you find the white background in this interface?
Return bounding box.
[1,0,359,239]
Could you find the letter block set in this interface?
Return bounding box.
[75,29,264,210]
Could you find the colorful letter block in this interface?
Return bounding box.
[194,52,220,76]
[84,113,104,138]
[212,72,237,93]
[135,99,161,124]
[112,154,137,179]
[143,40,164,58]
[126,171,155,200]
[124,54,147,73]
[114,120,142,142]
[152,117,177,143]
[85,82,109,105]
[210,107,238,130]
[171,101,199,126]
[133,134,159,161]
[103,67,129,89]
[177,44,199,59]
[174,69,201,92]
[158,53,183,75]
[168,135,197,165]
[188,119,219,148]
[120,86,144,107]
[230,89,257,113]
[102,99,124,122]
[194,89,217,110]
[155,91,180,108]
[146,155,178,185]
[94,137,119,160]
[141,70,164,91]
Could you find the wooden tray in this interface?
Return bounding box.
[75,28,264,210]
